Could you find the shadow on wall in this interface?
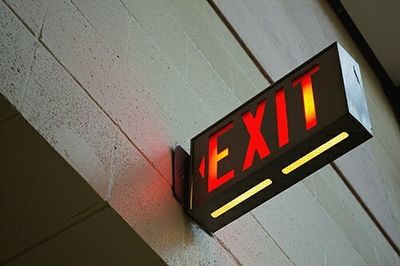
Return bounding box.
[0,94,166,265]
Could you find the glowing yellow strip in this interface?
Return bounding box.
[211,178,272,218]
[282,132,349,174]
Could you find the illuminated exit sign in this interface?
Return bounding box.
[179,43,372,232]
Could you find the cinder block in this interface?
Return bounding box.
[109,131,237,265]
[185,38,240,118]
[335,142,400,246]
[309,166,396,266]
[191,0,267,92]
[21,46,114,198]
[217,0,346,80]
[252,182,366,266]
[213,0,296,81]
[252,192,327,266]
[125,18,216,135]
[40,0,217,183]
[124,0,266,106]
[216,213,293,266]
[170,0,260,102]
[121,0,187,78]
[69,0,130,59]
[282,183,368,265]
[4,0,47,36]
[0,1,38,109]
[40,0,177,182]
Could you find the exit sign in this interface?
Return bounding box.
[185,43,372,232]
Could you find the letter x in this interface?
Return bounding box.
[242,100,270,171]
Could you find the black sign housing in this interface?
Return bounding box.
[187,43,372,232]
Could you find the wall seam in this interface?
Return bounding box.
[106,129,118,201]
[68,0,122,59]
[331,162,400,255]
[37,36,171,186]
[213,235,243,266]
[3,0,173,192]
[20,45,37,108]
[1,0,37,110]
[124,17,131,65]
[117,0,143,28]
[2,0,34,36]
[2,202,109,264]
[64,0,220,188]
[37,0,48,40]
[190,1,264,92]
[207,0,274,85]
[250,212,296,265]
[119,1,228,121]
[3,0,180,206]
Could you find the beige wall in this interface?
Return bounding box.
[1,0,399,265]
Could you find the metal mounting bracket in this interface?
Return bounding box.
[172,146,190,207]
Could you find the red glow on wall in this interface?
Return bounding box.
[275,88,289,147]
[208,122,234,192]
[242,100,270,171]
[292,65,320,130]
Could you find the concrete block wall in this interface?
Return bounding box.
[1,0,399,265]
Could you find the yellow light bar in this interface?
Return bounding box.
[211,178,272,218]
[282,132,349,174]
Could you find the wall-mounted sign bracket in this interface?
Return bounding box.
[172,146,190,207]
[171,43,372,233]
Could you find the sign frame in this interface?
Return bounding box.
[174,42,372,232]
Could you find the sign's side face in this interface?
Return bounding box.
[188,43,372,232]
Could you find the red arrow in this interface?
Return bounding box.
[199,156,205,178]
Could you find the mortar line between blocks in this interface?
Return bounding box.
[331,162,400,256]
[118,0,143,29]
[37,38,170,187]
[169,1,253,100]
[374,244,382,266]
[212,234,242,266]
[207,0,274,85]
[68,0,122,59]
[2,0,35,36]
[62,0,215,189]
[20,45,37,108]
[125,17,132,66]
[250,212,296,266]
[116,0,222,121]
[106,129,118,201]
[37,0,49,40]
[68,0,98,37]
[2,0,172,189]
[2,0,37,110]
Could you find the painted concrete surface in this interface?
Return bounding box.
[1,0,399,265]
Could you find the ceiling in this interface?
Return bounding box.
[341,0,400,86]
